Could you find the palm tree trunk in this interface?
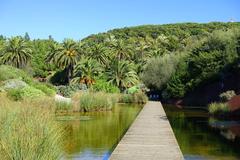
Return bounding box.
[66,64,74,84]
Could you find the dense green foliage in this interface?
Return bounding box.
[1,22,240,97]
[93,78,120,93]
[0,65,56,100]
[0,36,32,68]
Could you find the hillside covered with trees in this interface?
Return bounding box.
[0,22,240,105]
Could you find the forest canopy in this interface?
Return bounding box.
[0,22,240,99]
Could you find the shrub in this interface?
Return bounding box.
[32,82,56,96]
[208,102,230,114]
[133,92,149,104]
[20,86,46,98]
[78,92,116,112]
[0,65,32,83]
[141,53,186,90]
[0,103,64,160]
[56,84,87,97]
[7,86,45,101]
[219,90,236,102]
[7,89,23,101]
[93,79,120,93]
[119,94,133,103]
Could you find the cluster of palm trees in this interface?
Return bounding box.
[0,37,32,68]
[0,34,172,91]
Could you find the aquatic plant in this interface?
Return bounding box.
[208,102,230,114]
[78,92,117,112]
[118,92,148,104]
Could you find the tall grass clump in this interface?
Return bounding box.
[78,92,117,112]
[208,102,230,114]
[55,101,73,112]
[118,92,148,104]
[0,100,64,160]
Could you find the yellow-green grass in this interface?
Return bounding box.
[0,93,64,160]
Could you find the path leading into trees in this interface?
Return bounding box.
[109,101,184,160]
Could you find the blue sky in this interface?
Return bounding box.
[0,0,239,41]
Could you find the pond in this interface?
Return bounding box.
[57,104,143,160]
[163,104,240,160]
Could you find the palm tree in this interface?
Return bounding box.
[106,60,139,91]
[45,42,62,64]
[46,39,79,84]
[0,37,32,68]
[89,43,109,66]
[72,57,102,87]
[110,39,132,61]
[146,35,169,58]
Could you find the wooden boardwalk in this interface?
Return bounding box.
[109,101,184,160]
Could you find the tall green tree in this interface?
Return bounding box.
[72,57,102,86]
[24,32,30,41]
[46,39,79,84]
[0,36,32,68]
[89,43,109,66]
[106,60,139,90]
[110,39,132,61]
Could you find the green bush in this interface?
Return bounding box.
[7,89,23,101]
[20,86,46,98]
[0,65,32,83]
[119,94,133,103]
[7,86,45,101]
[93,79,120,93]
[133,92,149,104]
[32,82,56,96]
[0,103,64,160]
[56,84,87,97]
[78,92,116,112]
[208,102,230,114]
[219,90,236,102]
[142,53,186,90]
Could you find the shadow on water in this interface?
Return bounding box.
[57,104,143,160]
[163,104,240,160]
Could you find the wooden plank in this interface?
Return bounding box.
[109,101,184,160]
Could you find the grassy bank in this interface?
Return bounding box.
[56,91,148,113]
[0,93,64,160]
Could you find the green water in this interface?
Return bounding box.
[163,104,240,160]
[57,104,142,160]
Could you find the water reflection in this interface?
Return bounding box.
[57,104,142,160]
[163,104,240,160]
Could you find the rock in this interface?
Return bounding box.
[2,79,28,90]
[55,94,71,104]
